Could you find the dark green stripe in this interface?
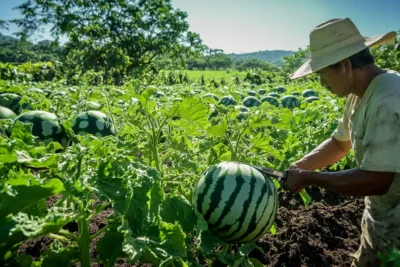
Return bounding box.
[223,167,257,241]
[210,166,244,229]
[249,182,278,242]
[203,167,230,221]
[229,179,269,243]
[195,165,218,214]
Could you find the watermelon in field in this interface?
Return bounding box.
[260,96,279,107]
[219,96,237,107]
[281,95,301,109]
[202,93,219,101]
[42,89,53,97]
[267,92,280,99]
[0,93,29,114]
[0,106,17,120]
[276,86,286,94]
[154,91,165,98]
[258,88,267,95]
[235,106,250,121]
[72,111,115,137]
[305,96,320,103]
[247,90,257,96]
[242,96,261,108]
[27,87,44,94]
[302,89,318,98]
[13,110,69,148]
[192,161,278,243]
[52,91,67,98]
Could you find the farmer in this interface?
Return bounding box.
[282,18,400,266]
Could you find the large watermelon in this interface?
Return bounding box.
[72,111,115,137]
[13,110,69,148]
[281,95,301,109]
[242,96,261,108]
[0,106,17,120]
[192,161,278,244]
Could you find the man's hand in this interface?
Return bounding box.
[281,169,310,193]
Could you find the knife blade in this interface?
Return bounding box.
[247,164,288,183]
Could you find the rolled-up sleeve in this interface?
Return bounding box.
[360,97,400,173]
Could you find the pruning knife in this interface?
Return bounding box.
[247,164,288,183]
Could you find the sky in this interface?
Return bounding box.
[1,0,399,53]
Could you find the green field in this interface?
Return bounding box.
[183,69,243,81]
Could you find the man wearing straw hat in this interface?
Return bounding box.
[282,18,400,266]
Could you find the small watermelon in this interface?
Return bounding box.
[154,91,165,98]
[13,110,69,148]
[292,92,301,97]
[233,91,246,100]
[0,106,17,120]
[72,111,115,137]
[219,96,237,107]
[202,93,219,101]
[281,95,301,109]
[302,89,318,98]
[276,86,286,94]
[247,90,257,96]
[305,96,320,103]
[192,162,278,244]
[242,96,261,108]
[260,96,279,107]
[258,89,267,95]
[0,93,29,114]
[267,92,280,98]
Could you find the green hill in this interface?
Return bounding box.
[227,50,295,66]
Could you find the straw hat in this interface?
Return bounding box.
[290,18,397,79]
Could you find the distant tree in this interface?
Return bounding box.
[0,20,8,30]
[12,0,206,85]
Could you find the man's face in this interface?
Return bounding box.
[316,62,352,97]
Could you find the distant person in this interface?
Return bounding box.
[281,18,400,266]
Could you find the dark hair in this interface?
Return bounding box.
[328,48,375,69]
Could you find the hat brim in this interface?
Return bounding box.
[290,31,397,80]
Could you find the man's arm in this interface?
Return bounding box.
[292,136,352,170]
[284,168,394,196]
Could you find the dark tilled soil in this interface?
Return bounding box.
[19,186,364,266]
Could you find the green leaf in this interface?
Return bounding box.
[157,221,187,258]
[0,139,17,163]
[250,132,272,151]
[97,232,124,267]
[160,195,196,233]
[207,118,228,137]
[0,177,65,217]
[41,247,79,267]
[299,189,312,207]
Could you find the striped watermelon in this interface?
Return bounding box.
[267,92,280,99]
[276,86,286,94]
[219,96,237,107]
[305,96,320,103]
[258,88,267,95]
[192,161,278,244]
[0,106,17,120]
[281,95,301,109]
[202,93,219,101]
[242,96,261,108]
[247,90,257,96]
[302,89,318,98]
[260,96,279,107]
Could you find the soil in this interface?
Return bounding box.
[18,186,364,267]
